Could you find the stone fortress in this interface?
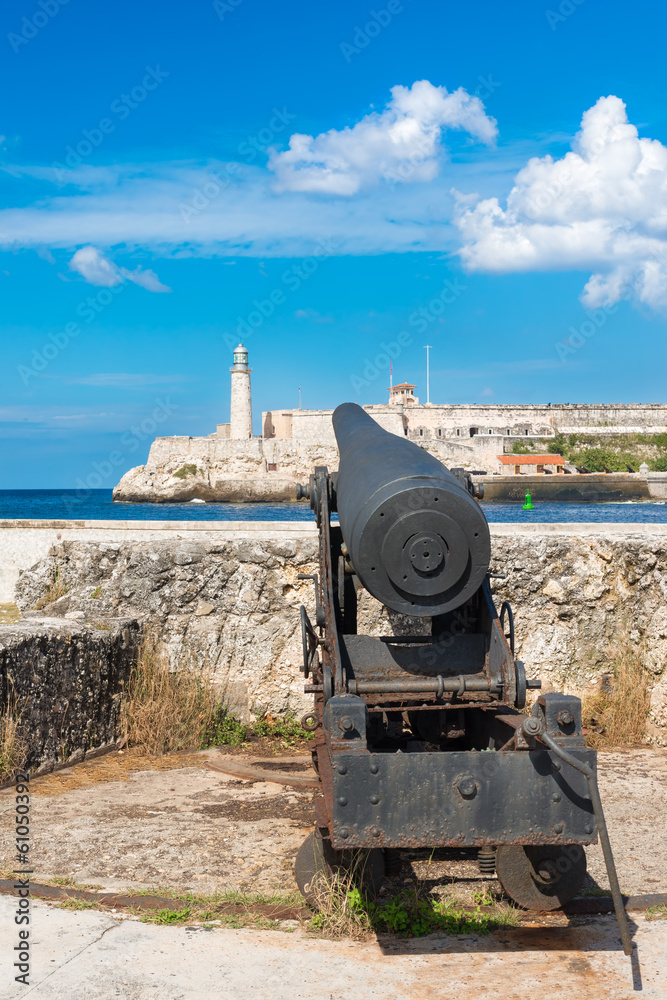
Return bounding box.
[113,345,667,502]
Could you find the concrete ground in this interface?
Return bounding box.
[1,747,666,998]
[2,746,665,898]
[0,896,666,1000]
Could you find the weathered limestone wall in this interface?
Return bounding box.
[0,520,314,604]
[264,402,667,442]
[113,430,516,501]
[113,437,339,502]
[489,527,667,746]
[5,522,667,743]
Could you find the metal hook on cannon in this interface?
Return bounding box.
[522,716,633,957]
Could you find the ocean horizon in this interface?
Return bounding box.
[1,489,667,524]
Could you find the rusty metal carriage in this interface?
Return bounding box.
[293,403,630,951]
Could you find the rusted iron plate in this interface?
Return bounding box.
[330,749,597,849]
[205,755,319,790]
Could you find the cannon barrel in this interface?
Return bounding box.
[332,403,490,616]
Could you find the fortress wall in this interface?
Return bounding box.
[3,521,666,742]
[261,403,667,444]
[140,432,502,482]
[141,404,667,486]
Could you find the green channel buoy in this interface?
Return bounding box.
[522,492,534,510]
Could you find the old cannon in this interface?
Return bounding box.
[294,403,630,949]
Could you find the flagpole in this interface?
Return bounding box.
[423,345,432,404]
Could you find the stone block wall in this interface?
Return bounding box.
[7,523,667,744]
[0,618,140,771]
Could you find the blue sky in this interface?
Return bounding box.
[2,0,667,487]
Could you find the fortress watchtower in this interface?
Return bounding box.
[388,381,418,406]
[230,343,253,439]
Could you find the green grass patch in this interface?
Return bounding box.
[199,708,250,747]
[510,440,538,454]
[310,885,519,939]
[542,431,667,472]
[646,904,667,921]
[58,898,97,911]
[135,886,301,928]
[252,713,312,747]
[568,447,640,472]
[172,464,202,480]
[144,907,193,925]
[133,886,301,906]
[48,876,103,890]
[199,709,311,750]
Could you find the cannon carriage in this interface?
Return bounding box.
[294,404,630,944]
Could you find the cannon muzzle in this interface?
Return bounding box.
[332,403,490,616]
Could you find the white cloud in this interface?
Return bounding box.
[69,245,171,292]
[454,96,667,310]
[269,80,497,195]
[0,162,468,257]
[294,308,333,323]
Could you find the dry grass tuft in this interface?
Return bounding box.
[0,603,20,625]
[582,640,652,748]
[34,562,69,609]
[0,677,28,780]
[120,631,220,755]
[307,863,374,940]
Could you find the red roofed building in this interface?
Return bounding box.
[498,454,565,475]
[388,382,419,406]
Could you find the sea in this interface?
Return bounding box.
[1,490,667,524]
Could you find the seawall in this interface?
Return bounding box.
[479,473,667,502]
[2,521,666,745]
[0,519,313,604]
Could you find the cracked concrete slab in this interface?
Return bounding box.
[0,897,666,1000]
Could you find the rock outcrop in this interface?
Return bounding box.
[113,437,338,503]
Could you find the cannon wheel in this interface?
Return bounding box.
[294,829,385,909]
[495,844,587,910]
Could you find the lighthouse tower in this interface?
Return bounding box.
[229,343,253,439]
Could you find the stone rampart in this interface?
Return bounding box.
[113,398,667,501]
[0,618,139,772]
[2,522,666,743]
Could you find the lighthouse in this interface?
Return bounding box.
[229,343,253,439]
